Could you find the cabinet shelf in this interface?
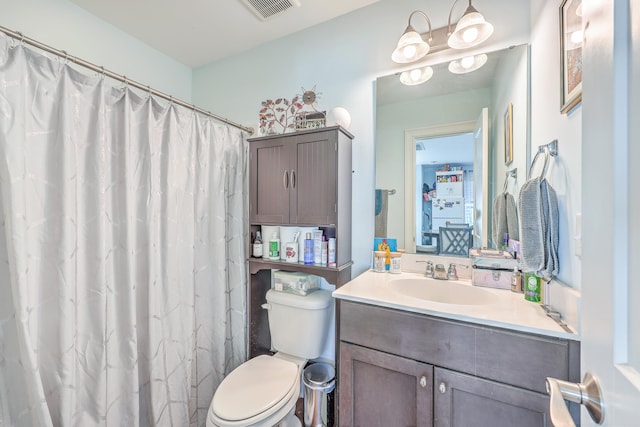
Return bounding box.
[248,257,353,286]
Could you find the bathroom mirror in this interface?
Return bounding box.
[375,44,530,253]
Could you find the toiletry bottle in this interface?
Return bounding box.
[524,272,541,302]
[328,238,336,267]
[313,230,323,264]
[268,232,280,260]
[321,238,328,266]
[511,266,522,292]
[303,233,314,265]
[502,233,509,251]
[252,231,263,258]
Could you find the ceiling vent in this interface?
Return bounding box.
[240,0,301,21]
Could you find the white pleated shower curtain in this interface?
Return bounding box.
[0,35,247,426]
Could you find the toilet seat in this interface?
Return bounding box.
[208,355,303,427]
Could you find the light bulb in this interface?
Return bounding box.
[570,30,583,44]
[410,69,422,82]
[403,45,417,59]
[462,27,479,43]
[460,56,475,69]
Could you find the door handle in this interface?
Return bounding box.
[546,371,604,426]
[290,169,296,189]
[283,170,289,189]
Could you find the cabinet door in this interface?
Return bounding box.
[339,342,433,427]
[291,130,337,225]
[250,138,291,223]
[433,368,551,427]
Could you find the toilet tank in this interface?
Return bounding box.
[265,289,333,359]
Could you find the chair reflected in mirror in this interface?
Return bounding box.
[438,224,473,257]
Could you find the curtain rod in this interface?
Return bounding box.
[0,25,254,135]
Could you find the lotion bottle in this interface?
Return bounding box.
[304,233,314,265]
[268,232,280,260]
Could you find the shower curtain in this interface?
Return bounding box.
[0,35,246,426]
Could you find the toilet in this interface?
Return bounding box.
[207,289,333,427]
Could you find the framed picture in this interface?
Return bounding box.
[504,103,513,165]
[560,0,583,113]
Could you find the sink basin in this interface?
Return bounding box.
[389,278,496,306]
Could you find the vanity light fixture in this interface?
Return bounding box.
[391,11,432,64]
[448,53,488,74]
[391,0,494,64]
[447,0,494,50]
[399,66,434,86]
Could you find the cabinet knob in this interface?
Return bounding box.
[419,376,427,388]
[438,382,447,394]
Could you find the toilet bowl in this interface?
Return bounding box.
[207,354,305,427]
[207,289,333,427]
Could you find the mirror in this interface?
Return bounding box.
[375,44,530,254]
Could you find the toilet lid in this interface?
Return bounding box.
[213,355,299,421]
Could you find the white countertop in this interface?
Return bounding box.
[332,270,579,340]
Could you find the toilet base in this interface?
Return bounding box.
[276,411,301,427]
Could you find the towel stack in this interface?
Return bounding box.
[518,177,559,279]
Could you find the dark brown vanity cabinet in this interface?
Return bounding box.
[247,126,353,357]
[338,301,580,427]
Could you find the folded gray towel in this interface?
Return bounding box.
[492,192,507,247]
[540,179,559,278]
[518,177,545,273]
[518,177,559,279]
[492,192,519,247]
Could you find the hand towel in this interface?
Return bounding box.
[492,192,520,247]
[375,189,389,238]
[518,177,545,273]
[540,179,559,278]
[518,177,559,279]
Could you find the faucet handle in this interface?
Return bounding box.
[447,263,469,280]
[447,264,458,280]
[425,260,434,277]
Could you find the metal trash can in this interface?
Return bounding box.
[303,362,335,427]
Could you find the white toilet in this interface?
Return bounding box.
[207,289,333,427]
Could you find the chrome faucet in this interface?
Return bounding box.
[433,263,448,280]
[424,261,434,278]
[447,263,469,280]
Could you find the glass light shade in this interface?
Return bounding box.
[392,25,430,63]
[448,54,488,74]
[399,66,434,86]
[326,107,351,129]
[447,10,494,49]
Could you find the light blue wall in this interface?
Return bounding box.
[2,0,582,288]
[2,0,192,101]
[193,0,532,276]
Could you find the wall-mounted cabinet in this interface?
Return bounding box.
[247,126,353,357]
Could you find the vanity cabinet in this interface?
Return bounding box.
[337,301,580,427]
[247,126,353,357]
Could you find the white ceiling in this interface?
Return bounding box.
[69,0,380,68]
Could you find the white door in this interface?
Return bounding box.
[473,108,489,248]
[579,0,640,424]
